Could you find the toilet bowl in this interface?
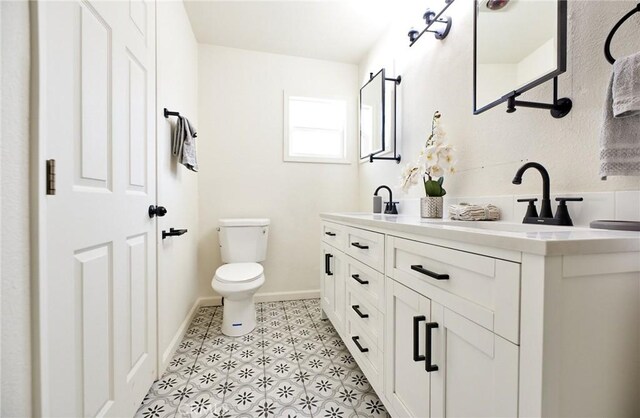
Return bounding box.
[212,263,265,336]
[213,218,270,336]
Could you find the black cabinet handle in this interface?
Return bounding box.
[352,305,369,319]
[351,274,369,285]
[411,265,449,281]
[425,322,439,372]
[325,231,337,237]
[413,315,426,362]
[325,253,333,276]
[352,336,369,353]
[351,242,369,250]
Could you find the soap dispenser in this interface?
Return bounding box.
[373,195,383,213]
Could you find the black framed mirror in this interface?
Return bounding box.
[473,0,569,116]
[360,69,402,162]
[360,69,385,159]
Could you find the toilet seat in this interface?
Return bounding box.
[215,262,263,283]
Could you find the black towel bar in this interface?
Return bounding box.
[604,3,640,64]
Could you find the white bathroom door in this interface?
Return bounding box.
[36,0,157,416]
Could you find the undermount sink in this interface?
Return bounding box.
[424,220,575,233]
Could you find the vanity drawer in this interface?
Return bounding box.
[346,286,384,348]
[321,222,347,251]
[346,256,385,312]
[388,236,520,344]
[345,316,383,392]
[345,227,385,273]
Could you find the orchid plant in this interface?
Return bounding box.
[400,111,456,197]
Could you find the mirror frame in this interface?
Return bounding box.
[473,0,568,115]
[359,68,386,160]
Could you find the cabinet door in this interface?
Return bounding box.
[321,244,346,333]
[430,302,518,418]
[385,279,431,418]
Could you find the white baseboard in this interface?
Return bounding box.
[159,297,201,373]
[198,289,320,307]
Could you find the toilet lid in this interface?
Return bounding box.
[215,263,264,283]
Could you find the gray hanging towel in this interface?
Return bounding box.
[180,117,198,172]
[171,116,199,172]
[599,52,640,179]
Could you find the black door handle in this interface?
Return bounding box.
[162,228,187,240]
[352,305,369,318]
[351,242,369,250]
[413,315,426,362]
[325,253,333,276]
[148,205,167,218]
[352,336,369,353]
[411,265,449,280]
[425,322,439,372]
[351,274,369,285]
[325,231,336,237]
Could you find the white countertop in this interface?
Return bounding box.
[320,213,640,256]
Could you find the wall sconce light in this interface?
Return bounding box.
[407,0,455,46]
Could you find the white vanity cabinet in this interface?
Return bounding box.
[320,214,640,418]
[385,238,519,418]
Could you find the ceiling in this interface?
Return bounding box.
[184,0,398,64]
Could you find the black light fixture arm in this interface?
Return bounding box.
[408,0,455,45]
[506,77,572,119]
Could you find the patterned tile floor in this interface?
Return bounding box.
[136,299,388,418]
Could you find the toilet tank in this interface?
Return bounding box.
[218,218,270,263]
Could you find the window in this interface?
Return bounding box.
[284,94,349,164]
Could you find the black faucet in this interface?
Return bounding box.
[374,185,398,215]
[512,162,582,226]
[512,162,553,218]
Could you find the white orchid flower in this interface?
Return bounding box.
[429,164,444,177]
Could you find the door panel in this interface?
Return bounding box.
[431,303,519,418]
[75,244,114,417]
[38,1,157,416]
[385,279,431,418]
[79,3,111,189]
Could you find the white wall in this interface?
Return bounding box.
[1,1,32,416]
[197,45,359,299]
[358,0,640,212]
[156,1,200,371]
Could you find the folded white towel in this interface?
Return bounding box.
[448,203,501,221]
[172,116,199,172]
[599,52,640,179]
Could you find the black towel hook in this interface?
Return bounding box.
[604,3,640,64]
[164,108,180,118]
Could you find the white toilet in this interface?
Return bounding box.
[212,218,270,336]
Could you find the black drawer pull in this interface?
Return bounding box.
[325,231,336,237]
[411,265,449,280]
[413,315,426,362]
[351,242,369,250]
[351,274,369,285]
[352,336,369,353]
[352,305,369,319]
[425,322,439,372]
[325,253,333,276]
